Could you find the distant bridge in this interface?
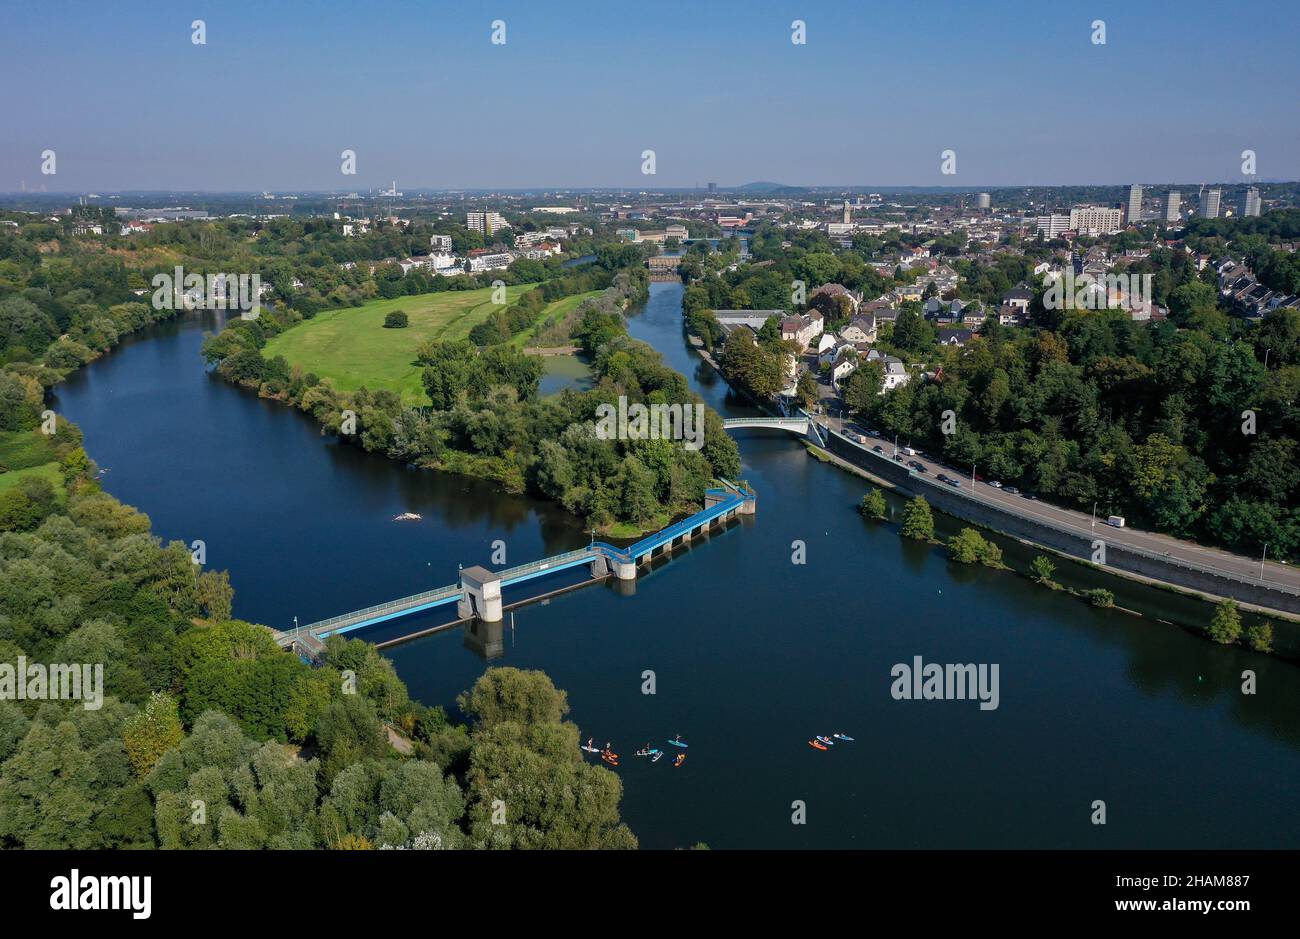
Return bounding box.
[274,483,756,654]
[723,411,825,445]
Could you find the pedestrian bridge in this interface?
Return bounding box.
[723,416,809,433]
[723,411,824,445]
[275,482,756,652]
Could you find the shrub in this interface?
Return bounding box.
[1246,623,1273,653]
[1083,588,1114,608]
[860,489,887,520]
[383,310,409,328]
[899,496,933,540]
[1208,599,1242,644]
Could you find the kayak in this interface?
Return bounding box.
[667,737,689,748]
[833,733,854,742]
[809,740,828,751]
[816,736,835,746]
[601,753,619,766]
[581,745,601,753]
[636,748,662,757]
[673,754,686,767]
[651,751,664,762]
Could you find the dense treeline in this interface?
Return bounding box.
[0,406,634,849]
[467,265,615,346]
[856,304,1300,560]
[203,265,740,531]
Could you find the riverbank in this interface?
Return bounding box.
[200,268,742,540]
[683,303,1298,649]
[46,280,1300,849]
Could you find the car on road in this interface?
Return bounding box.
[1003,486,1019,495]
[1023,492,1037,500]
[937,473,950,483]
[948,478,962,487]
[914,465,928,474]
[872,445,883,453]
[989,481,1002,489]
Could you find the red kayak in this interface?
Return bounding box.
[809,739,828,751]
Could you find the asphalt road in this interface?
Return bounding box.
[816,415,1300,594]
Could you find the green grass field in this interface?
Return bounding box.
[0,462,63,497]
[264,287,600,401]
[263,287,530,401]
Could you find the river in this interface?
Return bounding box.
[51,282,1300,848]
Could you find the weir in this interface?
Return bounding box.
[274,483,756,653]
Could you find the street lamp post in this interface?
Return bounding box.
[1091,501,1098,530]
[1261,543,1269,581]
[970,463,976,493]
[893,434,898,458]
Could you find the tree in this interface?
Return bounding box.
[122,692,184,778]
[383,310,409,328]
[1208,599,1243,644]
[458,668,569,729]
[860,489,887,520]
[1246,623,1274,653]
[795,370,818,410]
[1030,555,1056,584]
[900,496,934,540]
[842,361,884,414]
[947,527,1001,565]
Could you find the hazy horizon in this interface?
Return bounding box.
[4,0,1298,191]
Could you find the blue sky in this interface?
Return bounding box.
[2,0,1297,191]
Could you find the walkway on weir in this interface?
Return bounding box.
[274,482,756,652]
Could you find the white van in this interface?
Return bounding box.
[1106,515,1126,528]
[900,447,917,457]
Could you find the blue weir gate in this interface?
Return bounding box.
[276,482,755,654]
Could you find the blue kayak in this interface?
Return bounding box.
[833,733,855,742]
[666,737,689,748]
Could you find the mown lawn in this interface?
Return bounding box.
[0,461,64,497]
[264,287,603,402]
[262,286,530,401]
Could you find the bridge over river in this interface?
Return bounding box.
[723,410,825,446]
[274,482,756,655]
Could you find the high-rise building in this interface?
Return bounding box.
[1036,214,1071,238]
[1202,188,1221,219]
[1241,186,1261,217]
[976,192,991,210]
[707,182,717,193]
[842,200,852,225]
[1069,205,1124,234]
[1127,184,1143,223]
[466,211,507,235]
[1164,191,1181,222]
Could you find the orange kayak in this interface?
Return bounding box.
[673,754,686,767]
[809,740,828,750]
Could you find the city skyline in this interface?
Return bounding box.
[3,0,1298,192]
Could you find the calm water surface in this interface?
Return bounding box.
[52,285,1300,848]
